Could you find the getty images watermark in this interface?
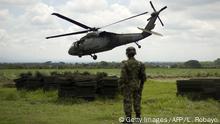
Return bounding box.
[118,116,219,123]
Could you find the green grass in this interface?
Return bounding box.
[0,68,219,124]
[0,80,219,124]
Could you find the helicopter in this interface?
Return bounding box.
[46,1,167,60]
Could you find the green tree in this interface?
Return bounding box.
[214,58,220,66]
[99,61,109,67]
[184,60,202,68]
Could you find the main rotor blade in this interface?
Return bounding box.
[100,11,148,28]
[52,13,92,30]
[150,1,156,12]
[46,30,89,39]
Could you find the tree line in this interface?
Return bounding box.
[0,58,220,69]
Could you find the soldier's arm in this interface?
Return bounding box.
[119,61,128,89]
[139,62,147,82]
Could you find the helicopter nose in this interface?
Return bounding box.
[68,46,75,55]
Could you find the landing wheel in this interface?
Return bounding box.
[135,42,141,48]
[93,55,97,60]
[78,55,82,58]
[91,54,97,60]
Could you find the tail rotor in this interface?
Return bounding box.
[147,1,167,26]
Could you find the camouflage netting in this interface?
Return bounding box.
[14,71,119,100]
[176,78,220,100]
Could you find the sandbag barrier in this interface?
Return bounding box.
[96,76,119,98]
[176,78,220,100]
[58,74,97,100]
[14,72,119,100]
[58,75,118,100]
[14,72,44,91]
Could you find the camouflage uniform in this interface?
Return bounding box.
[119,47,146,119]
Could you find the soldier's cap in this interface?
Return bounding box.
[126,46,136,55]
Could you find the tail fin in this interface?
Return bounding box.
[144,13,158,30]
[138,27,163,36]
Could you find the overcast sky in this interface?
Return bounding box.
[0,0,220,63]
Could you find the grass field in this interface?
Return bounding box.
[0,68,220,124]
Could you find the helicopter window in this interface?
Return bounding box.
[74,41,83,48]
[74,42,77,47]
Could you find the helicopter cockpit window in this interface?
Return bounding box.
[74,40,84,48]
[74,42,77,47]
[85,32,99,38]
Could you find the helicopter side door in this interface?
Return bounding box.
[82,36,110,53]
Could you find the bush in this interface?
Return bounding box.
[96,72,108,80]
[82,71,91,75]
[20,72,32,78]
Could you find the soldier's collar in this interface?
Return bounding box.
[128,57,136,60]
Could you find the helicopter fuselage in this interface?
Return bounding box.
[68,31,151,56]
[46,1,167,60]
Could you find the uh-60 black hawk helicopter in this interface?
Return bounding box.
[46,1,167,60]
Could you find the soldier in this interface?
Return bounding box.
[119,46,146,123]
